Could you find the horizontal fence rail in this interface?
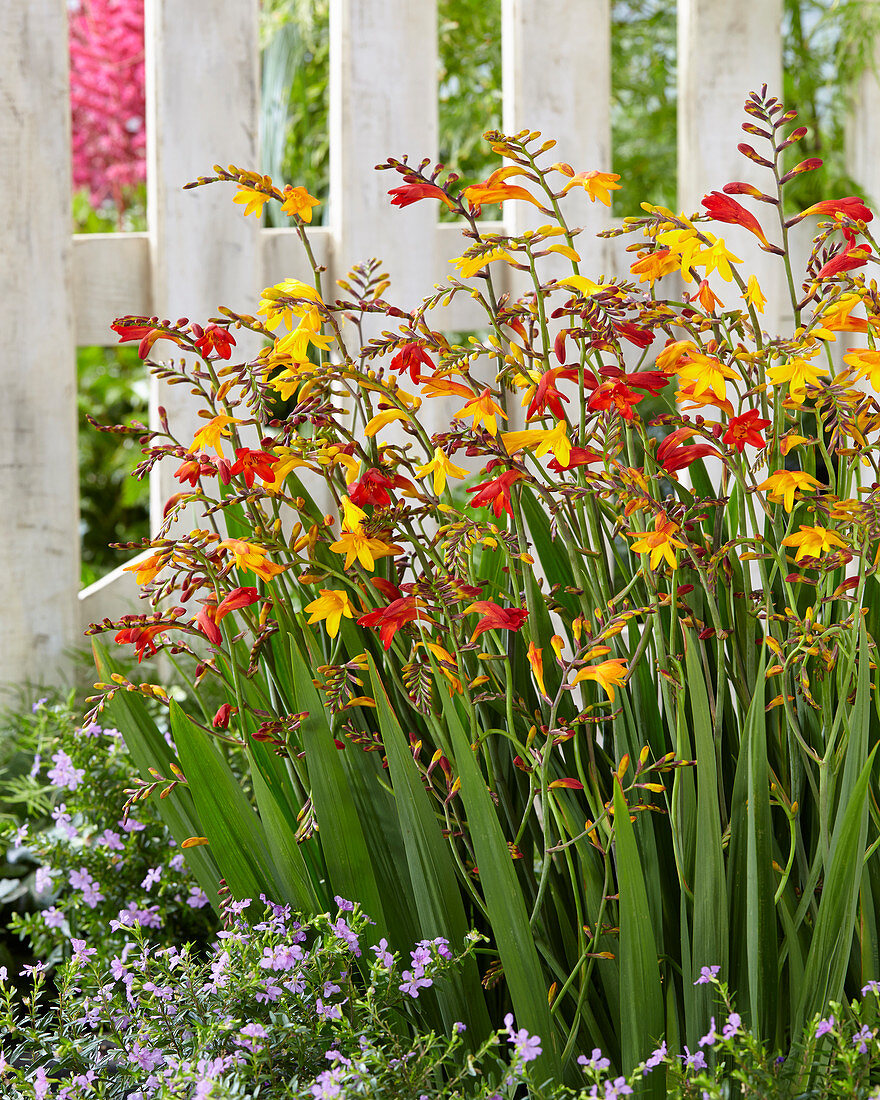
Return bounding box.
[2,0,879,690]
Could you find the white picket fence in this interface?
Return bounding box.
[2,0,879,691]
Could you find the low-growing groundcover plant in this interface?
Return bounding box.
[81,85,880,1092]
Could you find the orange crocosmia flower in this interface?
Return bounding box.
[464,600,529,642]
[561,170,622,206]
[723,409,771,452]
[626,515,687,570]
[229,448,279,488]
[390,342,436,383]
[655,340,699,372]
[655,428,719,473]
[782,525,848,562]
[388,181,456,211]
[701,191,778,252]
[219,539,286,581]
[193,323,236,360]
[817,246,872,280]
[587,380,644,421]
[842,348,880,390]
[796,197,873,246]
[457,387,507,437]
[110,319,183,360]
[816,293,867,337]
[756,470,823,513]
[467,469,524,519]
[527,642,548,699]
[358,596,433,650]
[676,383,735,418]
[123,553,167,586]
[570,658,628,703]
[280,185,320,222]
[463,166,546,213]
[191,415,243,457]
[195,587,260,646]
[690,279,725,313]
[232,185,272,218]
[630,248,679,286]
[418,373,473,400]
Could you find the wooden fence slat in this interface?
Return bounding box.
[0,0,79,692]
[145,0,262,528]
[73,233,152,346]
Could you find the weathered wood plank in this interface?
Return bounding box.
[73,233,152,346]
[0,0,79,691]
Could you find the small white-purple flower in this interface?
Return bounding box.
[682,1046,707,1072]
[372,939,394,969]
[853,1024,874,1054]
[504,1013,543,1063]
[579,1048,611,1072]
[816,1015,836,1038]
[698,1016,717,1048]
[721,1012,741,1040]
[47,750,85,791]
[643,1041,666,1071]
[694,964,720,985]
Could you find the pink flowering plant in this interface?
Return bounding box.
[85,85,880,1089]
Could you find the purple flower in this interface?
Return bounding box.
[682,1046,707,1072]
[454,1021,467,1034]
[32,697,48,713]
[399,969,433,998]
[816,1016,836,1038]
[140,867,162,891]
[70,938,97,967]
[311,1067,345,1099]
[643,1041,667,1071]
[29,754,42,779]
[128,1043,165,1071]
[80,720,102,736]
[11,824,28,845]
[187,887,210,909]
[32,1066,51,1099]
[316,997,345,1021]
[236,1023,268,1054]
[34,865,57,896]
[699,1016,717,1048]
[334,895,354,911]
[68,868,104,908]
[602,1078,633,1098]
[110,957,128,981]
[722,1013,741,1040]
[579,1048,611,1072]
[853,1024,874,1054]
[256,983,282,1004]
[42,906,66,929]
[119,817,146,833]
[862,980,880,997]
[169,854,186,872]
[47,750,85,791]
[694,964,720,985]
[97,829,124,850]
[260,944,303,971]
[504,1013,543,1063]
[372,939,394,970]
[330,917,361,956]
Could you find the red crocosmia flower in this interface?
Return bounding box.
[547,446,603,472]
[701,191,779,252]
[370,577,403,602]
[195,587,260,646]
[193,323,236,360]
[655,428,720,473]
[174,454,216,487]
[229,448,279,488]
[216,586,261,618]
[358,597,433,650]
[390,342,436,383]
[722,409,771,452]
[548,777,584,790]
[349,469,395,507]
[212,704,234,730]
[114,623,168,662]
[613,322,655,349]
[817,245,872,280]
[389,182,455,211]
[526,366,580,421]
[464,600,529,641]
[588,380,645,421]
[467,469,524,518]
[110,319,182,360]
[623,369,673,396]
[799,197,873,245]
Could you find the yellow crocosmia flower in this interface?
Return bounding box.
[304,589,356,637]
[123,553,167,586]
[191,414,244,457]
[534,420,571,466]
[843,348,880,390]
[280,185,320,222]
[365,408,408,437]
[232,185,271,218]
[414,448,469,495]
[392,386,422,411]
[756,470,823,513]
[451,245,512,279]
[692,236,742,282]
[330,452,361,485]
[339,496,368,532]
[275,321,333,358]
[630,249,679,286]
[779,433,810,456]
[655,227,703,281]
[744,274,766,314]
[570,658,628,703]
[270,364,313,401]
[266,448,310,492]
[546,243,581,261]
[655,340,699,372]
[527,642,548,698]
[501,428,550,454]
[421,641,462,694]
[219,539,286,581]
[561,170,621,206]
[767,356,829,404]
[456,388,508,437]
[782,525,848,562]
[674,353,741,399]
[550,635,565,661]
[816,293,867,339]
[329,530,400,572]
[258,279,324,332]
[625,514,687,570]
[557,275,613,296]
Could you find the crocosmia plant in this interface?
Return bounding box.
[88,87,880,1094]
